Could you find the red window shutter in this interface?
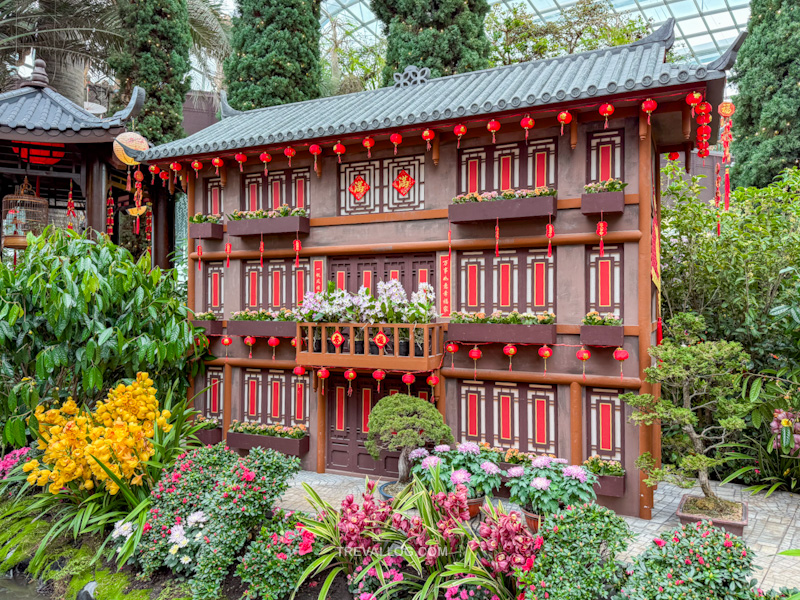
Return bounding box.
[499,263,511,307]
[535,151,547,187]
[296,179,305,209]
[272,180,281,210]
[533,261,546,307]
[249,271,258,307]
[272,270,281,307]
[271,380,281,419]
[600,402,613,450]
[210,378,219,413]
[249,183,258,212]
[599,144,612,181]
[500,155,511,190]
[335,387,346,431]
[598,259,611,307]
[211,273,220,307]
[361,388,372,433]
[467,264,478,307]
[500,394,511,440]
[248,379,258,416]
[467,392,478,437]
[296,269,305,306]
[535,397,547,445]
[296,382,304,422]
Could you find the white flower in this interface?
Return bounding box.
[187,511,208,527]
[179,539,189,548]
[180,556,192,564]
[112,521,136,540]
[169,545,179,555]
[168,524,187,545]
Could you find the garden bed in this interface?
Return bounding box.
[448,195,557,224]
[580,325,624,347]
[676,494,748,537]
[226,431,310,456]
[580,191,625,215]
[226,320,297,337]
[192,320,223,336]
[447,323,556,345]
[227,216,310,237]
[189,222,224,239]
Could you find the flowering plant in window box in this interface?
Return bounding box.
[193,310,218,321]
[450,188,558,224]
[582,311,621,326]
[226,421,310,456]
[230,308,298,322]
[227,204,310,237]
[228,308,298,337]
[189,214,224,239]
[584,455,626,497]
[449,310,557,345]
[189,213,223,224]
[194,415,223,445]
[228,421,307,439]
[227,205,309,220]
[584,179,628,194]
[581,311,624,346]
[581,179,627,215]
[452,187,556,203]
[451,310,555,325]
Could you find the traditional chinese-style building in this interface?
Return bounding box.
[138,20,744,518]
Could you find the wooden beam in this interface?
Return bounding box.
[440,368,641,389]
[311,209,448,227]
[570,382,582,464]
[205,358,297,369]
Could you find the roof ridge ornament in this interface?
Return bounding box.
[393,66,430,88]
[22,59,49,89]
[706,30,748,72]
[220,90,243,119]
[630,18,676,51]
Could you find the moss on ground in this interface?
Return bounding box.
[65,567,150,600]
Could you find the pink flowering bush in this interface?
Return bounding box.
[411,442,504,498]
[236,510,318,600]
[338,482,393,556]
[443,578,501,600]
[0,447,29,480]
[347,555,406,600]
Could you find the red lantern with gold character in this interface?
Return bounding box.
[331,331,345,349]
[267,336,280,359]
[641,98,657,125]
[309,145,322,170]
[317,367,330,392]
[487,119,501,143]
[503,343,517,371]
[596,220,608,257]
[389,133,402,155]
[234,153,247,172]
[244,335,256,358]
[284,146,296,167]
[686,91,703,116]
[259,152,272,175]
[170,162,182,184]
[422,129,435,151]
[538,345,552,375]
[426,374,439,403]
[362,136,375,158]
[344,368,357,395]
[333,141,345,164]
[557,110,572,135]
[520,114,534,141]
[372,369,386,392]
[212,157,223,175]
[221,335,233,360]
[576,346,591,380]
[696,101,712,117]
[159,171,170,186]
[599,103,615,128]
[445,342,459,368]
[696,113,711,125]
[453,124,467,148]
[148,164,160,184]
[191,160,203,178]
[468,346,482,380]
[373,330,388,350]
[613,346,629,380]
[402,372,415,393]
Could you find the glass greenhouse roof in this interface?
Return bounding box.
[320,0,751,65]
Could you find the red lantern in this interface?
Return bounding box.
[576,346,591,381]
[422,128,435,151]
[267,336,280,359]
[148,164,160,184]
[284,146,296,167]
[487,119,501,143]
[453,124,467,148]
[641,98,657,125]
[503,343,517,371]
[520,114,534,141]
[696,113,712,126]
[170,162,182,184]
[426,374,439,403]
[402,372,415,393]
[212,157,223,175]
[234,153,247,172]
[293,365,306,377]
[333,140,345,164]
[133,169,144,183]
[190,160,202,178]
[599,103,615,128]
[696,125,711,141]
[686,91,703,116]
[557,111,572,136]
[317,366,330,392]
[696,101,712,116]
[362,136,375,158]
[468,346,482,380]
[243,335,256,358]
[668,152,680,161]
[445,342,459,368]
[308,144,322,171]
[698,148,710,164]
[596,220,608,257]
[159,171,170,186]
[545,220,555,258]
[538,345,552,375]
[291,337,298,348]
[259,152,272,175]
[613,346,629,380]
[696,140,710,151]
[389,133,402,155]
[373,369,386,392]
[221,335,233,360]
[344,368,357,395]
[293,238,302,267]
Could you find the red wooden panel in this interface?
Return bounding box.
[468,159,479,193]
[600,402,613,450]
[599,259,611,307]
[388,388,400,396]
[467,264,478,307]
[389,270,399,280]
[499,263,511,307]
[500,394,511,440]
[335,387,346,431]
[210,378,219,413]
[500,155,511,190]
[535,397,547,445]
[440,255,451,317]
[271,380,281,419]
[211,187,220,214]
[336,270,346,290]
[600,144,612,182]
[535,152,547,188]
[249,183,258,212]
[314,260,324,292]
[248,379,257,416]
[467,392,478,437]
[296,179,305,209]
[362,270,372,293]
[418,391,429,401]
[296,269,305,306]
[418,268,428,285]
[272,180,281,210]
[296,382,304,421]
[533,262,546,307]
[249,271,258,307]
[271,270,281,307]
[211,273,220,307]
[362,388,372,433]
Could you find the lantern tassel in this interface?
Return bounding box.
[543,357,547,376]
[272,346,276,360]
[724,168,730,211]
[560,123,564,136]
[348,380,353,396]
[508,356,513,372]
[260,234,264,267]
[426,140,431,151]
[495,218,500,258]
[647,113,651,125]
[225,243,231,268]
[473,359,478,381]
[127,168,131,191]
[582,363,586,382]
[604,116,608,129]
[249,346,253,359]
[197,245,202,270]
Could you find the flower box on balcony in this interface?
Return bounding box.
[195,427,223,446]
[580,191,625,215]
[226,320,297,338]
[580,325,624,347]
[227,216,310,237]
[189,222,224,240]
[448,196,557,224]
[447,323,556,345]
[593,474,625,497]
[296,323,445,371]
[226,432,310,457]
[192,320,223,336]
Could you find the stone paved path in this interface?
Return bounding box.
[277,471,800,590]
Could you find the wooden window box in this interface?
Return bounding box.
[580,191,625,215]
[226,320,297,338]
[227,216,310,237]
[580,325,624,347]
[447,323,556,345]
[226,432,310,457]
[448,195,557,224]
[593,474,625,497]
[195,427,223,446]
[189,222,224,239]
[192,320,223,336]
[296,323,445,371]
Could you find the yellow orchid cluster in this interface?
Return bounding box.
[23,373,171,496]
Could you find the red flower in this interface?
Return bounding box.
[277,552,287,560]
[653,538,666,547]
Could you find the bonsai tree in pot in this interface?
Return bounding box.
[365,393,453,489]
[621,313,751,520]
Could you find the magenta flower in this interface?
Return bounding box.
[434,444,452,453]
[531,456,552,468]
[531,477,551,490]
[421,455,441,470]
[506,466,525,478]
[653,538,666,547]
[451,469,471,485]
[409,448,429,461]
[456,441,480,455]
[562,465,588,482]
[480,461,501,475]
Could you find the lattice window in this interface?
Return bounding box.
[205,178,224,215]
[329,255,434,297]
[384,156,424,212]
[586,387,624,461]
[290,169,310,210]
[243,370,263,422]
[339,156,424,215]
[460,148,488,194]
[264,372,284,426]
[244,261,262,309]
[266,260,289,309]
[493,143,522,191]
[525,385,557,454]
[204,261,225,318]
[492,384,520,448]
[527,138,558,188]
[586,245,623,316]
[290,374,310,426]
[267,172,285,211]
[587,130,624,184]
[525,249,556,313]
[200,368,223,418]
[459,382,488,444]
[241,370,309,427]
[460,140,558,194]
[459,252,488,310]
[292,260,311,309]
[340,160,381,215]
[243,174,262,212]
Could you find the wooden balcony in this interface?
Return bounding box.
[295,323,446,371]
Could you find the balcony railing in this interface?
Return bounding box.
[295,323,445,370]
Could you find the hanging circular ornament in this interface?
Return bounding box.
[191,160,203,178]
[402,372,415,393]
[613,346,629,380]
[372,369,386,392]
[259,152,272,175]
[468,346,482,380]
[211,157,224,175]
[113,132,149,166]
[389,133,402,155]
[373,330,388,349]
[696,113,712,126]
[686,91,703,116]
[221,335,233,359]
[362,136,375,158]
[668,152,680,161]
[333,140,346,164]
[169,162,182,184]
[599,103,615,128]
[243,335,256,358]
[148,164,160,184]
[309,144,322,170]
[503,343,517,371]
[291,337,298,347]
[293,365,306,376]
[159,171,170,186]
[267,336,280,359]
[422,128,435,151]
[234,153,247,172]
[133,169,144,183]
[453,124,467,148]
[344,368,357,395]
[641,98,658,125]
[538,345,552,375]
[695,101,712,116]
[576,346,591,380]
[317,367,330,380]
[520,114,535,141]
[427,374,439,403]
[698,148,710,160]
[284,146,296,167]
[696,125,712,141]
[596,219,608,256]
[486,119,501,143]
[330,331,345,349]
[557,110,572,135]
[445,341,459,368]
[696,140,710,150]
[718,102,736,118]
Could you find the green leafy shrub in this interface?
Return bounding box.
[365,393,453,484]
[410,442,504,498]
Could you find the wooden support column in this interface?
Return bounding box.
[432,135,440,166]
[570,117,578,150]
[316,383,326,473]
[570,382,582,465]
[222,363,232,440]
[681,105,692,140]
[152,186,170,269]
[84,153,106,236]
[436,372,446,420]
[187,174,196,313]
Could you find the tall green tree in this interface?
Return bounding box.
[372,0,491,87]
[224,0,322,111]
[108,0,192,145]
[730,0,800,188]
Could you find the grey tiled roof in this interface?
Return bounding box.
[142,19,744,162]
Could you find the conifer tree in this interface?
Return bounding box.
[109,0,192,146]
[371,0,491,87]
[730,0,800,188]
[224,0,322,110]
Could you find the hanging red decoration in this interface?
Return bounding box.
[333,141,345,164]
[503,344,517,371]
[291,337,298,348]
[613,347,629,380]
[422,129,435,151]
[426,374,439,403]
[538,345,552,375]
[685,91,703,117]
[197,244,202,271]
[293,365,306,377]
[576,346,591,381]
[668,152,680,161]
[234,153,247,172]
[373,330,388,349]
[212,157,224,175]
[362,136,375,158]
[718,102,735,163]
[599,103,615,128]
[724,166,730,211]
[293,239,302,267]
[445,342,459,368]
[389,133,402,155]
[284,146,296,167]
[244,335,256,358]
[596,218,608,257]
[641,98,657,125]
[520,115,534,141]
[468,346,482,380]
[159,171,170,187]
[225,242,232,268]
[344,368,357,395]
[308,145,322,170]
[106,189,114,236]
[267,336,280,359]
[134,169,144,184]
[696,113,712,126]
[556,111,572,136]
[495,218,500,257]
[697,148,710,165]
[317,366,330,392]
[402,372,415,393]
[695,140,710,151]
[453,124,467,148]
[148,164,160,184]
[170,162,182,184]
[696,125,711,141]
[331,331,345,348]
[695,101,712,117]
[191,160,203,178]
[66,179,76,231]
[259,152,272,175]
[259,234,264,267]
[545,218,555,258]
[487,119,501,143]
[372,369,386,392]
[221,335,233,360]
[144,204,152,243]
